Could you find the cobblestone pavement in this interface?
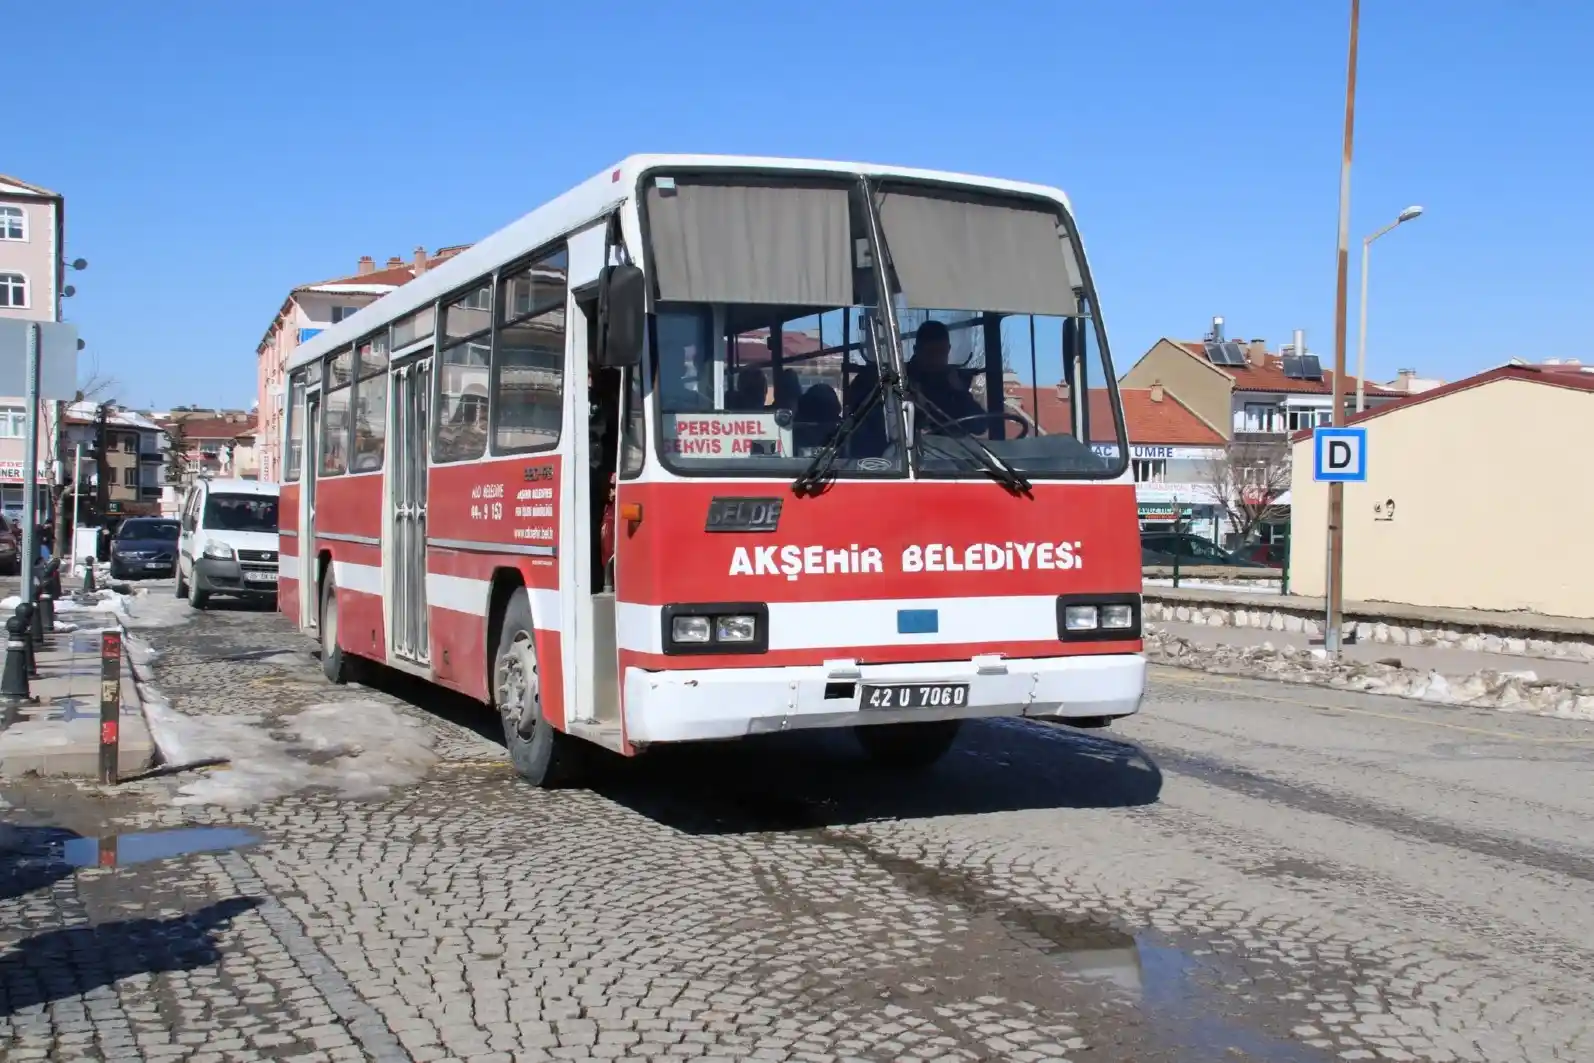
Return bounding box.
[4,585,1592,1061]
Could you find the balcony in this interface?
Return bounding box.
[139,450,164,462]
[1231,429,1288,444]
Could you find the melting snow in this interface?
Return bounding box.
[141,689,439,809]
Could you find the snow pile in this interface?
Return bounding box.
[124,633,161,667]
[142,692,439,809]
[117,591,194,630]
[1145,627,1594,720]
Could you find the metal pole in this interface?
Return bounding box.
[1326,0,1360,658]
[20,323,41,602]
[71,442,81,568]
[99,628,122,784]
[1356,236,1371,413]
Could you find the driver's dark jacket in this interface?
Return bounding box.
[906,367,983,427]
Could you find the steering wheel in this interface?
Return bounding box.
[937,412,1031,438]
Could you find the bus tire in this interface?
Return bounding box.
[854,720,961,770]
[320,573,351,684]
[493,588,580,788]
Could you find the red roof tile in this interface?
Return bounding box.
[1175,342,1398,397]
[161,418,256,442]
[1289,363,1594,441]
[1003,385,1225,447]
[301,247,469,292]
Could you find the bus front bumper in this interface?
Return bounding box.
[622,652,1146,745]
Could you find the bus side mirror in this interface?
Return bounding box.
[598,263,645,369]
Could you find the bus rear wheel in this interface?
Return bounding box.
[854,720,962,770]
[494,589,581,788]
[320,573,352,684]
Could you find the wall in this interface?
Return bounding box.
[1120,340,1233,434]
[1289,377,1594,618]
[0,193,57,321]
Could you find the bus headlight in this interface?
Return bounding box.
[663,604,768,654]
[671,616,712,643]
[714,615,757,643]
[1056,594,1141,641]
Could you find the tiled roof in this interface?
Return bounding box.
[1289,363,1594,441]
[1174,342,1398,397]
[161,417,256,442]
[1003,385,1225,447]
[300,247,469,293]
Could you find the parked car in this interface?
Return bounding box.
[108,518,182,580]
[175,478,280,608]
[1140,531,1272,568]
[0,529,17,576]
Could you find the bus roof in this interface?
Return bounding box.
[284,154,1077,375]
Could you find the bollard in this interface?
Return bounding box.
[28,592,45,647]
[20,603,37,679]
[38,591,54,634]
[45,557,61,601]
[82,556,96,594]
[99,629,123,784]
[1,604,32,704]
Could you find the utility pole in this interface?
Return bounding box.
[1325,0,1360,656]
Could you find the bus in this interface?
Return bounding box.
[278,154,1145,787]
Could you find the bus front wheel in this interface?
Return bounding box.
[854,720,962,770]
[494,588,581,788]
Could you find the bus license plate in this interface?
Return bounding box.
[860,683,969,710]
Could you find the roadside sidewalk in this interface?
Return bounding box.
[1151,620,1594,687]
[0,601,153,779]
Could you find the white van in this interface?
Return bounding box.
[175,478,281,609]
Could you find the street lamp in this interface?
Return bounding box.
[1355,205,1423,412]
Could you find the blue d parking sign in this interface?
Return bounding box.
[1313,427,1367,483]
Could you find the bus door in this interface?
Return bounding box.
[559,222,621,738]
[389,355,431,664]
[299,387,321,630]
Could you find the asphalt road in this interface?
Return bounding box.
[2,580,1591,1062]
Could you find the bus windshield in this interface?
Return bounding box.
[876,184,1123,479]
[646,175,906,477]
[642,173,1125,480]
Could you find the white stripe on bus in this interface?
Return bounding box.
[615,594,1077,654]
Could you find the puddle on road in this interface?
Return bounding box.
[816,830,1332,1062]
[60,826,257,868]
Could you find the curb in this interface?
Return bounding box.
[120,618,170,770]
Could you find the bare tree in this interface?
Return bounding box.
[1199,439,1292,550]
[163,420,192,486]
[47,368,119,559]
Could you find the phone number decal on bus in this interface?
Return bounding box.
[728,540,1085,581]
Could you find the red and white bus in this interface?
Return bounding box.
[278,154,1145,786]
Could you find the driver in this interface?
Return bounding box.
[906,320,984,427]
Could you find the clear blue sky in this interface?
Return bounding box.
[10,0,1591,409]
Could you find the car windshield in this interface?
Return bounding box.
[203,493,278,533]
[873,184,1124,478]
[117,520,179,541]
[646,176,905,477]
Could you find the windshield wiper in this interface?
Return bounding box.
[791,368,902,496]
[909,390,1032,495]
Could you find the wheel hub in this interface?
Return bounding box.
[495,638,540,738]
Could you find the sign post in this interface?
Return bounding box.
[19,324,41,606]
[1326,0,1362,658]
[1313,426,1367,652]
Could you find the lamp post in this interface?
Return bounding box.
[1356,206,1423,412]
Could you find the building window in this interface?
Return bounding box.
[330,305,360,324]
[0,406,23,438]
[1133,458,1167,483]
[0,272,27,309]
[1286,407,1327,432]
[492,247,567,455]
[122,467,138,487]
[0,206,24,242]
[1243,403,1280,433]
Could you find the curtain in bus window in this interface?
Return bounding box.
[646,182,853,307]
[876,191,1078,317]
